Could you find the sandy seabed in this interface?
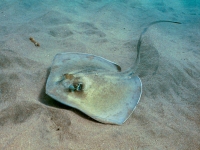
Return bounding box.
[0,0,200,149]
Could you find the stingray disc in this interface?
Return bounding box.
[46,52,142,125]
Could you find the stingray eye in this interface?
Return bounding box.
[75,83,83,91]
[68,83,83,92]
[68,84,75,91]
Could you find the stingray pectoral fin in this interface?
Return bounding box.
[72,74,142,125]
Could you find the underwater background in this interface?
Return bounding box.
[0,0,199,149]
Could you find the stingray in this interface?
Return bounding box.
[46,21,180,125]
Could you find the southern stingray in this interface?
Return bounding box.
[46,21,180,125]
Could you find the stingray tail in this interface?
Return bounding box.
[127,20,181,76]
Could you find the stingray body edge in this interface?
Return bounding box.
[46,52,142,125]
